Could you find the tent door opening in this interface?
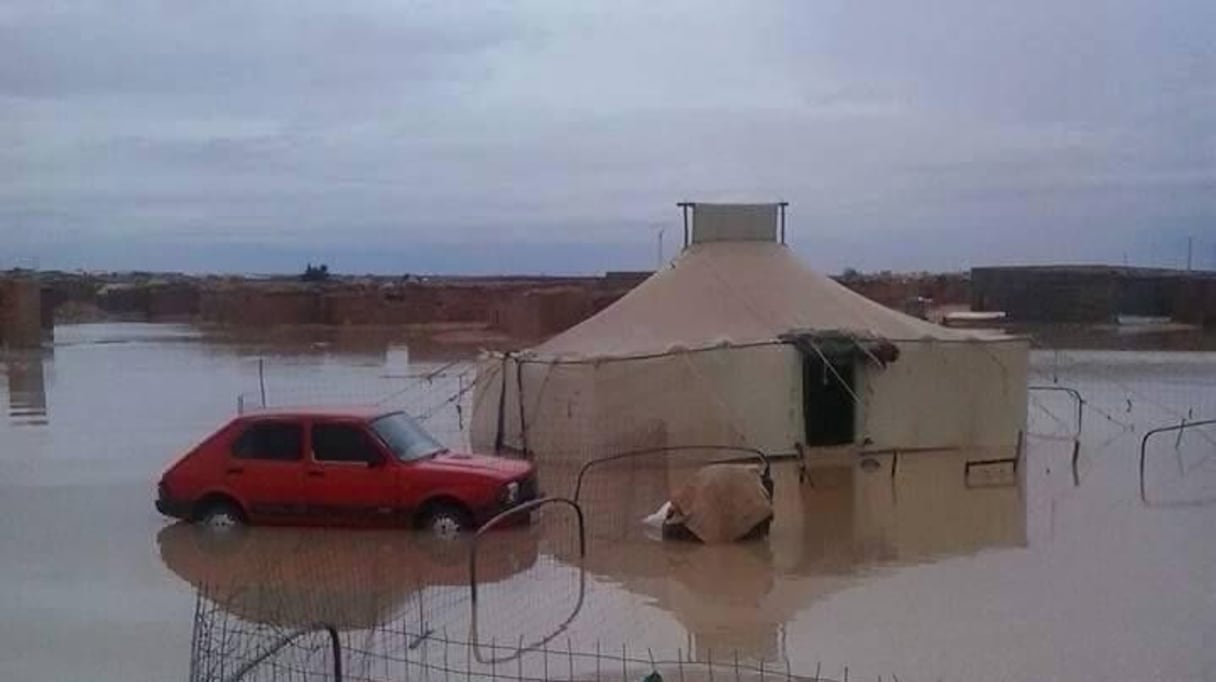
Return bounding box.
[803,355,856,446]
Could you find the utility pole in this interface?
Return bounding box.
[656,226,667,269]
[1186,235,1193,271]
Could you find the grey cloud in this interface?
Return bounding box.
[1,2,517,100]
[1,0,1213,273]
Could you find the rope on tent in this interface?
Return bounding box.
[510,336,1008,367]
[699,250,795,335]
[417,371,483,422]
[973,337,1012,391]
[1029,393,1075,436]
[375,359,472,406]
[518,358,559,453]
[793,334,863,408]
[677,351,750,446]
[420,358,465,382]
[516,359,529,455]
[841,331,883,398]
[494,354,510,453]
[843,331,885,369]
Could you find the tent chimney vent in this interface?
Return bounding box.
[677,202,788,248]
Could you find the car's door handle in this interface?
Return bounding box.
[225,467,244,475]
[306,470,324,478]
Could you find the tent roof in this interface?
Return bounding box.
[531,241,992,359]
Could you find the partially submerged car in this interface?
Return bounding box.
[155,407,537,537]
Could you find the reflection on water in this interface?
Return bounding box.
[171,450,1026,678]
[4,324,1216,681]
[557,451,1025,661]
[2,349,49,425]
[169,522,586,682]
[159,524,541,630]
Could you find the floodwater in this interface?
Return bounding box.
[2,323,1216,681]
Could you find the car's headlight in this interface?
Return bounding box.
[502,481,520,504]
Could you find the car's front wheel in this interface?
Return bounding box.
[197,499,245,531]
[423,503,472,540]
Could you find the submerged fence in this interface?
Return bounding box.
[181,445,899,682]
[190,600,856,682]
[185,502,866,682]
[190,580,860,682]
[235,360,477,448]
[195,341,1216,682]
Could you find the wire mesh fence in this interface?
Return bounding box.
[181,447,1024,682]
[183,503,872,682]
[1021,343,1216,511]
[193,336,1216,682]
[191,606,857,682]
[235,360,477,449]
[214,338,1216,519]
[190,593,858,682]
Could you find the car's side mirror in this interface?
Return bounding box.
[365,453,386,468]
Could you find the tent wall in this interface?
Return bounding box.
[470,345,803,464]
[858,339,1029,451]
[469,357,507,453]
[586,345,801,458]
[471,338,1029,464]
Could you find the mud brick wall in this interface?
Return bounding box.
[1174,277,1216,326]
[199,287,325,325]
[0,277,44,347]
[145,284,201,319]
[972,266,1216,324]
[836,273,969,309]
[493,287,599,340]
[322,286,427,325]
[322,284,536,326]
[98,283,200,320]
[972,268,1121,323]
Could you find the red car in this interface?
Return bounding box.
[155,407,537,537]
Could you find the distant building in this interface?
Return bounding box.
[0,276,44,348]
[971,265,1216,324]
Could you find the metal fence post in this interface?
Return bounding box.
[258,358,266,407]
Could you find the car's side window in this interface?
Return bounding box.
[312,424,380,464]
[232,422,303,461]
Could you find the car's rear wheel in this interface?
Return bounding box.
[423,503,472,540]
[197,499,244,531]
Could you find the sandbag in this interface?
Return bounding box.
[668,464,773,543]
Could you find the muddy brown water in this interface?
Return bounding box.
[2,323,1216,681]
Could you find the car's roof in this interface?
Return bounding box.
[237,405,395,421]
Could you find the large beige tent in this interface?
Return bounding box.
[470,203,1028,463]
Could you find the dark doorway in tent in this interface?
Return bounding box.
[802,354,856,446]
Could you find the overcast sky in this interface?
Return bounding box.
[3,1,1213,274]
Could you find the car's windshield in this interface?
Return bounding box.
[369,412,447,462]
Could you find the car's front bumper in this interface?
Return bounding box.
[476,481,545,528]
[475,501,532,527]
[155,496,192,520]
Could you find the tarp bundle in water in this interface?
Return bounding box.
[669,464,773,543]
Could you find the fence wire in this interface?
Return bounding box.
[236,361,477,449]
[184,506,862,682]
[191,595,853,682]
[200,339,1216,682]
